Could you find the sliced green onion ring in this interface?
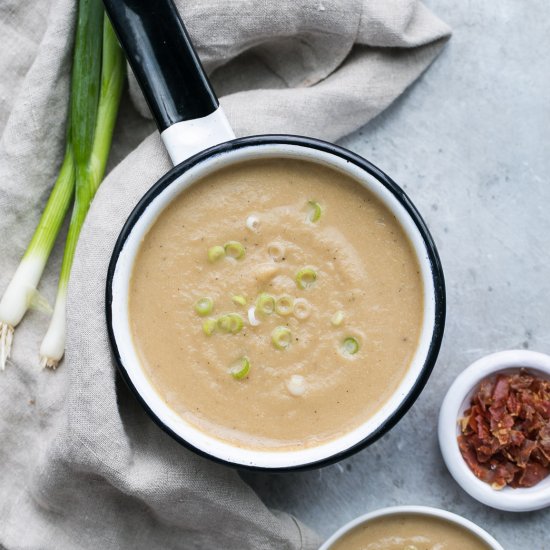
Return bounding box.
[296,267,317,289]
[256,293,275,315]
[208,245,225,263]
[342,336,359,355]
[246,214,260,232]
[306,200,322,223]
[224,240,246,260]
[248,306,260,326]
[202,318,217,336]
[232,295,247,306]
[275,295,294,316]
[272,326,292,350]
[293,298,311,320]
[229,356,250,380]
[331,310,345,326]
[217,313,244,334]
[267,242,285,262]
[228,313,244,333]
[287,374,306,396]
[195,297,214,316]
[217,315,231,333]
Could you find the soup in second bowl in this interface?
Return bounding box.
[129,158,424,450]
[329,513,493,550]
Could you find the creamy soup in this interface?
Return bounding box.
[129,158,424,450]
[330,514,492,550]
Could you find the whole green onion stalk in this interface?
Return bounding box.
[0,144,75,370]
[0,0,106,371]
[40,14,124,369]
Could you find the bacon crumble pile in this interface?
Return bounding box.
[458,369,550,489]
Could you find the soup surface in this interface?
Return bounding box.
[330,513,492,550]
[129,158,424,450]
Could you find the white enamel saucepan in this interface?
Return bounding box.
[104,0,446,470]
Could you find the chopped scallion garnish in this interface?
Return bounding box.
[224,240,245,260]
[342,337,359,355]
[247,306,260,326]
[293,298,311,320]
[208,245,225,262]
[256,293,275,315]
[195,297,214,316]
[271,326,292,350]
[331,311,345,326]
[306,200,322,223]
[202,318,217,336]
[229,356,250,380]
[246,215,260,232]
[267,242,285,262]
[228,313,244,333]
[296,267,317,289]
[231,295,247,306]
[217,313,244,334]
[287,374,306,396]
[275,295,294,316]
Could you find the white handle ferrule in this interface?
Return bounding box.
[160,107,235,166]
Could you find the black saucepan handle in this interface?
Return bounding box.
[103,0,218,132]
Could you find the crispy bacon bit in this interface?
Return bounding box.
[458,369,550,489]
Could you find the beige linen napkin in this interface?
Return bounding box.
[0,0,450,548]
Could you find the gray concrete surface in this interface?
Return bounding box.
[107,2,550,547]
[242,2,550,548]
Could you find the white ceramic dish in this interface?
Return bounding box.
[438,349,550,511]
[320,505,503,549]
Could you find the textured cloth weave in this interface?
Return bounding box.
[0,1,450,548]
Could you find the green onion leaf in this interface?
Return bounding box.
[306,200,322,223]
[229,356,250,380]
[256,293,275,315]
[272,326,292,350]
[331,311,345,326]
[296,267,317,289]
[208,245,225,263]
[195,297,214,316]
[202,318,217,336]
[342,337,359,355]
[275,295,294,316]
[232,295,247,306]
[224,240,245,260]
[70,0,104,168]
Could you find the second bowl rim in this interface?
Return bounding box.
[319,504,504,549]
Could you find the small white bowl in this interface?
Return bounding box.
[320,505,503,549]
[438,349,550,512]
